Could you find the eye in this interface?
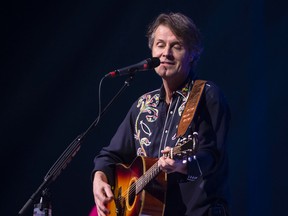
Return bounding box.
[173,44,182,50]
[156,42,165,48]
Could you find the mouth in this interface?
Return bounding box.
[161,61,175,65]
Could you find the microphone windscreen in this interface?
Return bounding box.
[148,57,160,69]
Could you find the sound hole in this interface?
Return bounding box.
[128,182,136,206]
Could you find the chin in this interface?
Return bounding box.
[156,68,174,78]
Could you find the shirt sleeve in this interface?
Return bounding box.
[92,101,138,186]
[187,81,231,179]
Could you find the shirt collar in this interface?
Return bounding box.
[159,77,194,101]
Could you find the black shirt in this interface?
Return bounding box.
[93,80,231,216]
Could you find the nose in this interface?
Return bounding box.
[162,46,172,58]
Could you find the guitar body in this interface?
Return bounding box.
[107,156,167,216]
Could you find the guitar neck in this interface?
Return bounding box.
[135,162,160,194]
[134,137,196,194]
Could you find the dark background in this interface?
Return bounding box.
[1,0,287,215]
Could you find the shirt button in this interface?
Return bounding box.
[170,111,173,114]
[165,130,168,133]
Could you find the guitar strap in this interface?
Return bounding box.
[176,79,207,138]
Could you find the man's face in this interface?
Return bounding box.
[152,25,192,81]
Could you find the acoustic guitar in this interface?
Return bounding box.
[107,135,198,216]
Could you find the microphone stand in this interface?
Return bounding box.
[18,75,135,215]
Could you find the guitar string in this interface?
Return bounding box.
[117,162,159,201]
[116,145,180,203]
[115,140,192,204]
[117,161,160,204]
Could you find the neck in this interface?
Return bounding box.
[162,75,189,104]
[164,88,173,104]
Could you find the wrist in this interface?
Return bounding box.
[94,171,108,182]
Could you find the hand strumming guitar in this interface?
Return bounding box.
[93,171,114,216]
[93,146,188,216]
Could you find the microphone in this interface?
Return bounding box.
[105,57,160,78]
